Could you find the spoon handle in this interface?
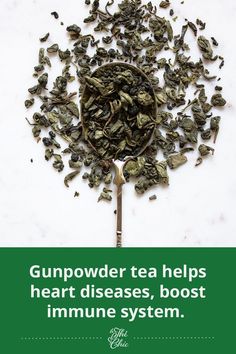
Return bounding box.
[116,184,123,247]
[113,162,126,248]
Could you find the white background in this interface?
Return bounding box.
[0,0,235,247]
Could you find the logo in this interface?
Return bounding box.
[108,327,129,349]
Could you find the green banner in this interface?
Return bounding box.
[0,248,235,353]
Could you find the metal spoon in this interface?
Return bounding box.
[80,62,158,247]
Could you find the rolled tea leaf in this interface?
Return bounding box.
[64,170,80,188]
[167,153,187,169]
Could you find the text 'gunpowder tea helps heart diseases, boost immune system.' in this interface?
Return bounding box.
[25,0,226,246]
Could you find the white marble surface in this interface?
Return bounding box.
[0,0,235,247]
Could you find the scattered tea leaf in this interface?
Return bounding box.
[51,11,59,19]
[47,44,59,53]
[188,21,197,36]
[98,191,112,202]
[198,144,214,156]
[195,157,203,167]
[167,153,187,169]
[64,170,80,188]
[25,98,35,108]
[149,194,157,201]
[159,1,170,9]
[211,37,218,46]
[211,93,226,107]
[40,33,50,42]
[196,18,206,30]
[198,36,217,61]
